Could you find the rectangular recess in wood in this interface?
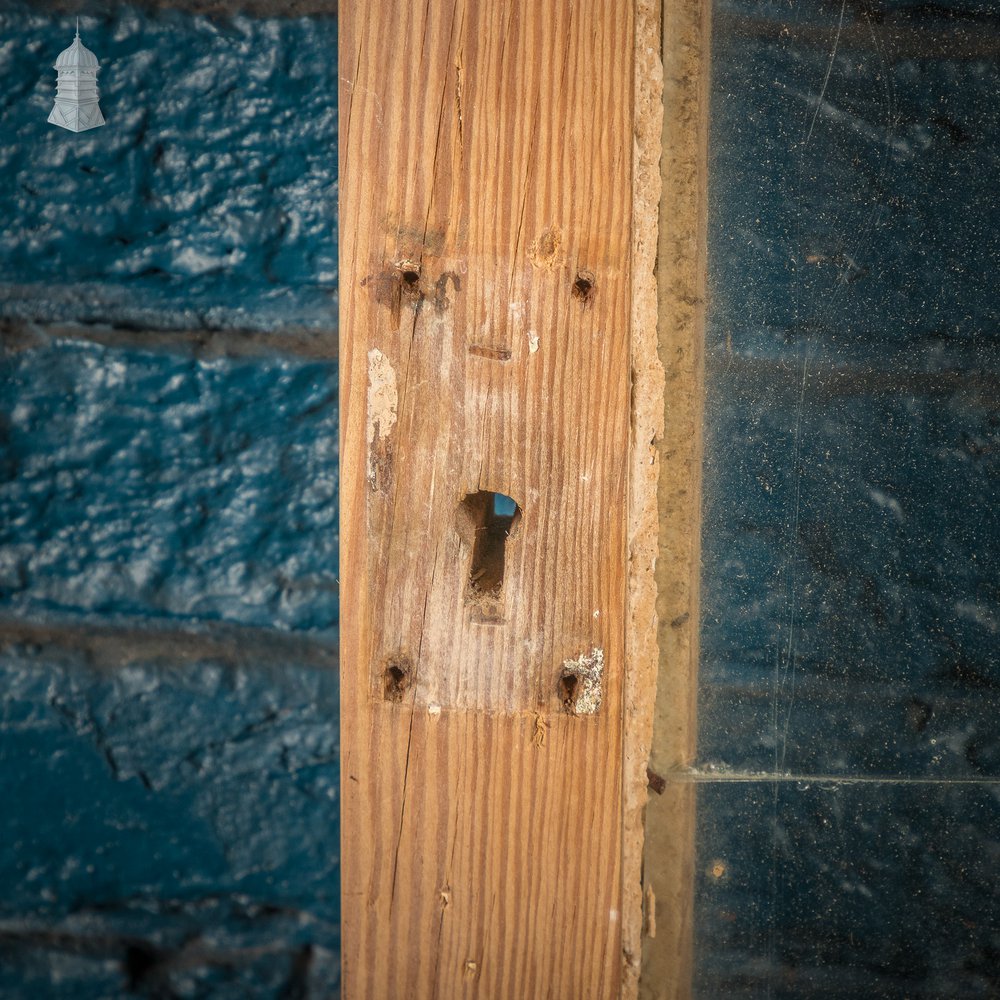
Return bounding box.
[341,1,633,996]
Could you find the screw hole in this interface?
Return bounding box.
[557,648,604,714]
[383,656,412,702]
[572,270,596,304]
[397,262,421,288]
[557,671,580,711]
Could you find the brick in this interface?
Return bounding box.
[0,637,339,996]
[0,8,338,332]
[0,342,339,631]
[709,31,1000,346]
[694,780,1000,998]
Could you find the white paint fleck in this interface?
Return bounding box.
[366,348,397,483]
[527,329,539,353]
[173,246,243,275]
[339,77,384,126]
[870,488,905,522]
[593,609,600,619]
[955,601,998,633]
[427,702,442,716]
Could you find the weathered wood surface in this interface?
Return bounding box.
[641,0,711,996]
[623,0,665,992]
[340,2,638,996]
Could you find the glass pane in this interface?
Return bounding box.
[695,779,1000,998]
[691,1,1000,996]
[700,0,1000,779]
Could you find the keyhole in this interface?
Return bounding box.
[456,490,522,600]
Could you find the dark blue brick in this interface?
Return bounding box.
[694,779,1000,999]
[709,27,1000,349]
[699,373,1000,778]
[701,379,1000,685]
[0,6,338,332]
[0,637,340,997]
[0,342,339,632]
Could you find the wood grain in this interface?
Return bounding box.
[340,2,638,997]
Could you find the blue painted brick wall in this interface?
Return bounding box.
[0,5,340,997]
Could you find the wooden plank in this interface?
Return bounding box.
[339,2,644,997]
[640,0,712,997]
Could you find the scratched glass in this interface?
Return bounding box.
[694,0,1000,995]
